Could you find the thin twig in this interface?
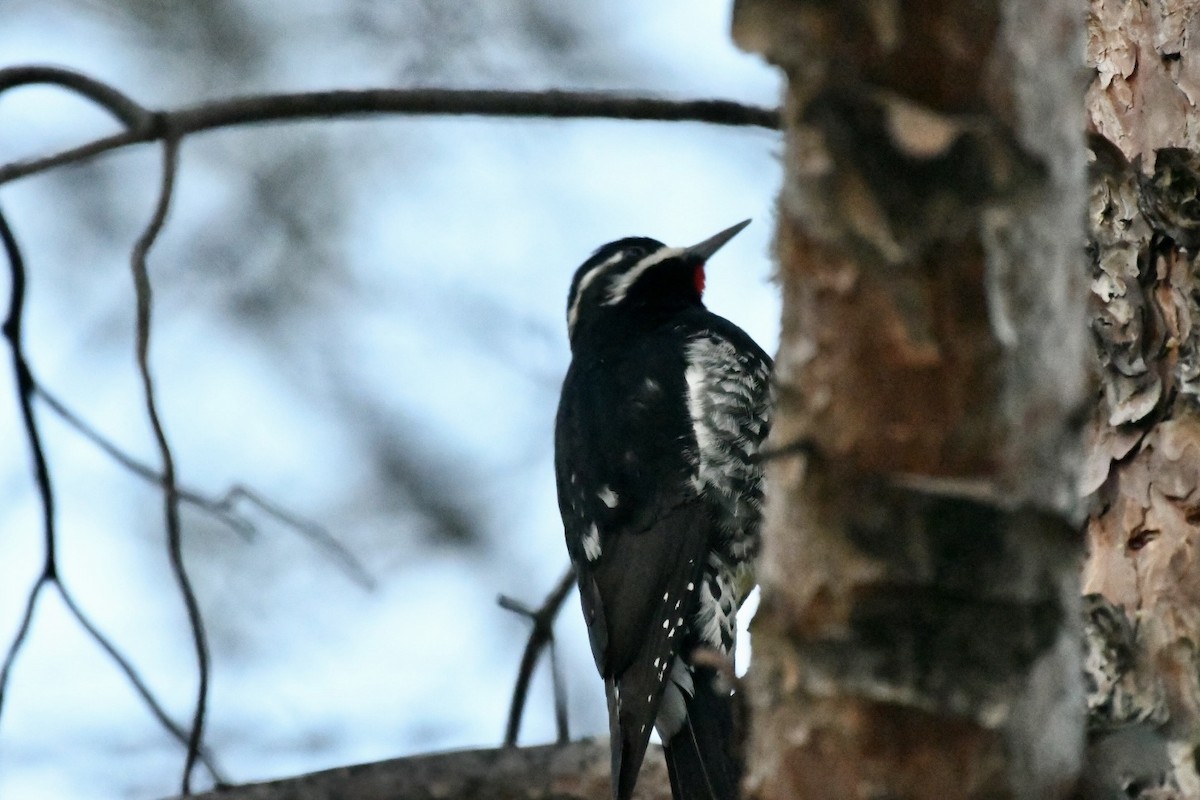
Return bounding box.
[34,385,250,539]
[35,385,375,589]
[0,203,58,716]
[0,207,228,783]
[128,131,208,795]
[0,68,364,787]
[0,65,781,186]
[212,485,376,590]
[548,636,570,745]
[0,577,45,720]
[499,565,577,746]
[56,585,230,784]
[3,128,145,185]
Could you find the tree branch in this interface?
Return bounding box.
[0,65,152,129]
[0,65,781,186]
[0,206,228,784]
[0,204,54,719]
[499,565,577,746]
[161,739,670,800]
[127,131,209,794]
[55,583,231,784]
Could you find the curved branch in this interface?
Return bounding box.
[0,65,781,186]
[56,584,230,784]
[0,204,57,714]
[35,385,252,540]
[0,65,151,129]
[212,485,376,590]
[128,132,209,794]
[0,572,44,716]
[0,207,228,785]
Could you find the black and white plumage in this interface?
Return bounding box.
[554,220,771,800]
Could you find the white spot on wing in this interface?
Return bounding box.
[654,658,695,739]
[598,485,618,508]
[581,523,602,561]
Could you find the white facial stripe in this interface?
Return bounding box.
[604,246,684,306]
[567,251,624,333]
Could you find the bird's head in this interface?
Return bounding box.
[565,219,751,345]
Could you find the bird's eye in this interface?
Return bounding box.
[625,246,647,260]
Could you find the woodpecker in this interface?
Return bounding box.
[554,220,771,800]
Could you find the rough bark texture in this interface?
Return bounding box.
[732,1,1088,798]
[1083,0,1200,795]
[162,739,669,800]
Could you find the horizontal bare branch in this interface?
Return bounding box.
[164,87,781,130]
[0,64,781,185]
[162,738,670,800]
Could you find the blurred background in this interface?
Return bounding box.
[0,1,781,797]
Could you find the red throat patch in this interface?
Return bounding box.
[694,264,706,296]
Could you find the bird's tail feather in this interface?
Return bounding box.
[662,665,740,800]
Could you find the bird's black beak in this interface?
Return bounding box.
[683,219,751,262]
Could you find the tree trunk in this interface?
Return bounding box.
[1082,0,1200,795]
[731,1,1089,797]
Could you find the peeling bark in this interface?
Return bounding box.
[733,0,1087,797]
[1088,0,1200,162]
[1084,4,1200,791]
